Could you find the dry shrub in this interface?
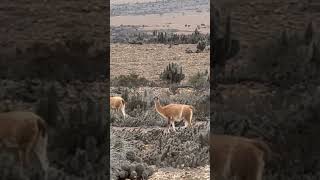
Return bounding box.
[111,74,152,88]
[188,70,209,89]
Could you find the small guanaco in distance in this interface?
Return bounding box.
[110,96,127,119]
[0,111,49,180]
[153,96,194,133]
[210,134,272,180]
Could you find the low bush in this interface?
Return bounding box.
[160,62,185,84]
[111,74,152,88]
[188,70,209,88]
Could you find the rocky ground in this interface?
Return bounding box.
[149,165,209,180]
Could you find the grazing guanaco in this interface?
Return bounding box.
[210,134,272,180]
[153,96,194,133]
[0,111,49,180]
[110,96,127,119]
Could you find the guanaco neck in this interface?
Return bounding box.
[154,100,165,115]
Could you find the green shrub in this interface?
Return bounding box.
[160,63,185,84]
[196,40,207,52]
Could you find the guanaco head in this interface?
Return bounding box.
[153,96,160,111]
[153,96,159,101]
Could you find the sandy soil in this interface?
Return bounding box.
[110,43,210,83]
[111,12,210,34]
[110,0,210,34]
[149,165,210,180]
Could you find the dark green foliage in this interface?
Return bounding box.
[160,62,185,84]
[126,29,209,45]
[213,14,240,80]
[191,28,201,44]
[122,89,129,103]
[127,93,147,112]
[196,40,207,52]
[157,31,167,43]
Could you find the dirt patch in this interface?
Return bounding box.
[111,12,210,34]
[149,165,209,180]
[111,0,209,34]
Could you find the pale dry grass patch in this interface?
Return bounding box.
[110,44,209,83]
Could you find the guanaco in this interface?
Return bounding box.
[210,134,272,180]
[0,111,49,180]
[153,96,194,133]
[110,96,127,119]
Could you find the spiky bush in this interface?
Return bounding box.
[160,63,185,84]
[196,40,207,52]
[111,133,155,180]
[112,126,209,169]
